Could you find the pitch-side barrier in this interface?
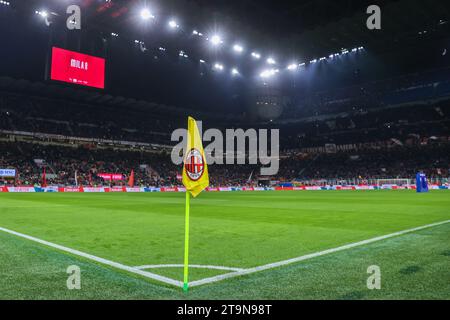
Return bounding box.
[1,185,449,192]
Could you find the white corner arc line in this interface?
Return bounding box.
[0,226,183,288]
[189,219,450,287]
[134,264,244,272]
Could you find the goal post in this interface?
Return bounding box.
[376,178,412,188]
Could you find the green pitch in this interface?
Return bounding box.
[0,190,449,299]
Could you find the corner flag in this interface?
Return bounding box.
[182,116,209,292]
[182,117,209,197]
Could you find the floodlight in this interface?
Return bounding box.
[231,68,239,76]
[210,35,222,46]
[260,69,277,78]
[168,20,179,29]
[214,63,224,71]
[267,57,276,65]
[251,52,261,59]
[140,8,154,20]
[233,44,244,53]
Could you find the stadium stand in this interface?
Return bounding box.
[1,66,449,187]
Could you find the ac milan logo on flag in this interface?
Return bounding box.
[184,148,205,181]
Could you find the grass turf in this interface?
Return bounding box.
[0,190,449,299]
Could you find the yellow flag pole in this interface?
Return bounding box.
[183,190,190,292]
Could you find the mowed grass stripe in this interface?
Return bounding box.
[1,219,449,299]
[0,191,449,280]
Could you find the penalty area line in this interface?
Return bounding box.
[189,219,450,287]
[0,226,183,288]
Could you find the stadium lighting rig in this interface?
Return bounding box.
[27,1,367,80]
[260,68,279,79]
[266,57,276,65]
[233,44,244,53]
[0,1,10,6]
[192,30,204,37]
[251,52,261,60]
[210,35,223,46]
[34,9,56,26]
[213,63,224,71]
[140,8,155,20]
[179,50,188,58]
[287,63,298,71]
[168,19,180,29]
[35,10,48,18]
[154,10,363,74]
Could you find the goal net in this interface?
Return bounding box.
[376,178,411,188]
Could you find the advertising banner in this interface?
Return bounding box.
[160,187,178,192]
[6,187,36,193]
[0,169,16,177]
[1,185,448,193]
[59,187,82,192]
[83,187,106,193]
[98,173,124,181]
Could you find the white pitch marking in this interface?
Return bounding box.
[1,219,449,289]
[189,219,450,287]
[134,264,244,272]
[0,226,183,288]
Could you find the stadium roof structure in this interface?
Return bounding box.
[20,0,450,65]
[4,0,450,115]
[0,77,240,122]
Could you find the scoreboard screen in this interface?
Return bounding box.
[50,47,105,89]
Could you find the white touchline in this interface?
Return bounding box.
[134,264,245,272]
[1,219,449,289]
[0,226,183,288]
[188,219,450,287]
